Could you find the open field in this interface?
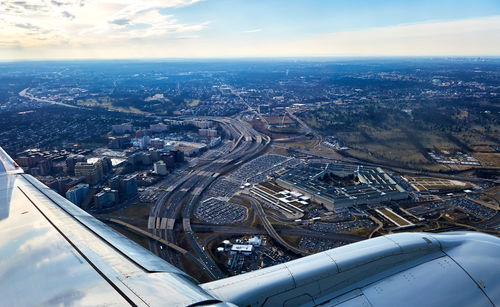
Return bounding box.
[185,98,200,107]
[269,145,290,156]
[341,226,374,238]
[77,98,148,114]
[455,131,499,147]
[110,203,151,219]
[263,115,296,125]
[475,153,500,168]
[281,235,301,248]
[471,145,496,152]
[247,118,301,140]
[280,137,317,149]
[483,185,500,204]
[336,129,449,171]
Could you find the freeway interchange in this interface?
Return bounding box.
[148,117,271,280]
[143,114,498,282]
[145,116,363,281]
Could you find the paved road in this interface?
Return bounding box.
[148,116,269,280]
[240,195,311,256]
[178,119,270,279]
[286,109,323,148]
[19,87,85,109]
[101,217,226,275]
[191,224,364,242]
[475,211,500,232]
[106,217,188,254]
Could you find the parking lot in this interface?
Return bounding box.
[299,237,348,253]
[408,198,496,219]
[309,220,375,233]
[194,197,248,225]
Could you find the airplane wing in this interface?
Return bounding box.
[1,146,499,306]
[0,147,226,306]
[202,231,500,306]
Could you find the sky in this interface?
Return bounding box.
[1,0,500,59]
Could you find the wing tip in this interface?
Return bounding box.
[0,146,23,174]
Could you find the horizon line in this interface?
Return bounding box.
[2,55,500,63]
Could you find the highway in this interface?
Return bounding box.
[286,108,323,149]
[148,116,270,280]
[240,195,311,256]
[100,217,230,276]
[145,108,497,282]
[19,87,86,109]
[106,217,188,254]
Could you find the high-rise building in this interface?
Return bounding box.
[66,183,90,207]
[138,136,151,150]
[150,138,165,149]
[170,149,184,163]
[185,120,212,129]
[46,177,72,195]
[93,188,116,209]
[108,136,131,149]
[121,176,138,199]
[160,153,175,168]
[75,161,103,185]
[149,149,160,162]
[101,157,113,174]
[66,154,86,175]
[38,159,53,176]
[109,175,138,201]
[154,161,168,175]
[140,152,153,165]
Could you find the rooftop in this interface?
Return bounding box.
[278,162,407,206]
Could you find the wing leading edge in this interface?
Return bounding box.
[0,146,499,306]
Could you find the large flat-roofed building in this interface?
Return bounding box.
[230,244,253,255]
[75,161,103,185]
[109,175,138,202]
[277,162,407,210]
[94,188,117,209]
[65,183,90,207]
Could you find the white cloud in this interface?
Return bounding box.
[1,11,500,59]
[244,28,261,33]
[0,0,207,47]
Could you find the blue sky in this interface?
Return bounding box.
[1,0,500,59]
[172,0,500,36]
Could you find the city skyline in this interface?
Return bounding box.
[1,0,500,60]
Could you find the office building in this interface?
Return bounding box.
[66,184,90,207]
[75,161,103,185]
[154,161,168,175]
[94,188,116,209]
